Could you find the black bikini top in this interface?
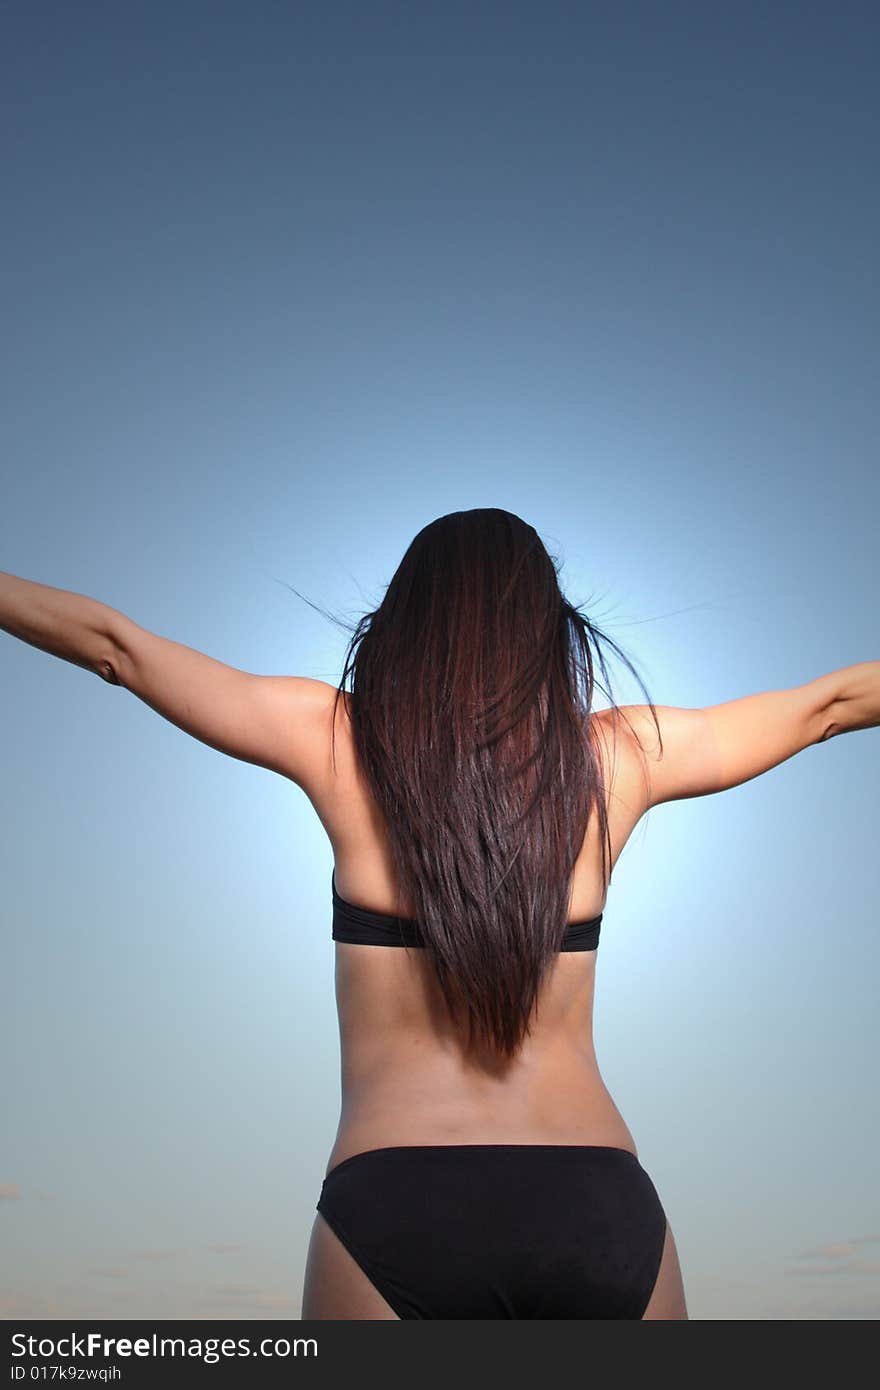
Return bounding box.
[332,871,602,952]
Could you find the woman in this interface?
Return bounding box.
[2,509,876,1319]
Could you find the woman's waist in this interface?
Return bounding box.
[327,1059,638,1176]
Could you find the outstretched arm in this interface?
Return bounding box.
[0,569,329,788]
[604,663,880,813]
[0,569,119,679]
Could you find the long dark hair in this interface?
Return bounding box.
[287,508,659,1060]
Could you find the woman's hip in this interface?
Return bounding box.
[314,1142,669,1319]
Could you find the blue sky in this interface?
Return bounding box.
[2,0,878,1320]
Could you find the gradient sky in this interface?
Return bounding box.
[2,1,878,1321]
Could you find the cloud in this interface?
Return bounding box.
[0,1183,57,1202]
[205,1242,244,1254]
[796,1234,880,1261]
[251,1293,298,1311]
[787,1256,880,1280]
[130,1249,177,1261]
[778,1286,880,1319]
[86,1267,130,1280]
[0,1290,64,1317]
[786,1234,880,1282]
[193,1286,297,1316]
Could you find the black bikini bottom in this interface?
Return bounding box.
[315,1143,668,1319]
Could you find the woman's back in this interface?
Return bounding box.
[303,688,647,1175]
[3,517,871,1319]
